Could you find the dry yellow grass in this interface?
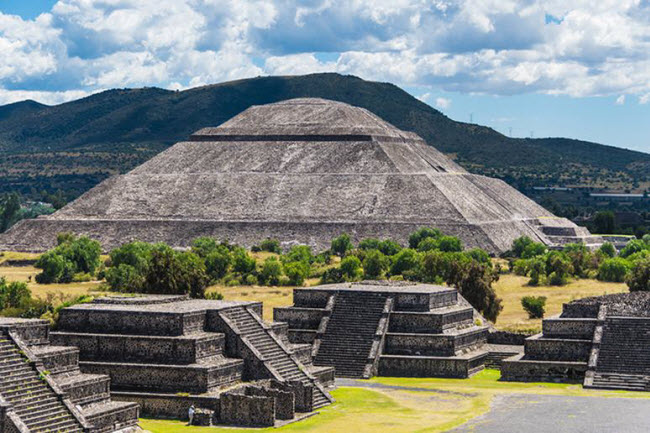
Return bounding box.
[0,264,106,299]
[493,273,627,332]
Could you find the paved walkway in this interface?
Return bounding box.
[449,393,650,433]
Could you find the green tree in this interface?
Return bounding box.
[511,236,534,258]
[358,238,380,250]
[259,238,281,253]
[453,260,502,322]
[390,249,420,276]
[143,245,208,298]
[378,240,402,256]
[362,250,389,280]
[283,261,309,286]
[232,247,256,274]
[340,256,362,281]
[597,258,631,283]
[191,237,219,258]
[620,239,648,258]
[545,251,573,286]
[408,227,442,249]
[331,233,353,257]
[521,296,546,319]
[0,193,21,232]
[259,257,283,285]
[205,246,232,281]
[437,236,462,252]
[0,278,32,310]
[627,258,650,292]
[282,245,313,264]
[598,242,616,258]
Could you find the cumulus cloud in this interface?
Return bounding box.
[3,1,650,104]
[435,97,451,109]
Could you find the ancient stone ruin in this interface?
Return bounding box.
[0,98,599,254]
[0,317,139,433]
[47,295,334,428]
[502,292,650,391]
[275,281,491,379]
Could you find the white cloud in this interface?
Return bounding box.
[3,1,650,103]
[615,95,625,105]
[435,97,451,109]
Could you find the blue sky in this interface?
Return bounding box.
[1,1,649,154]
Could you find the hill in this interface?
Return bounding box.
[0,73,648,199]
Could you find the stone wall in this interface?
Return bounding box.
[388,309,473,333]
[524,336,591,362]
[112,393,219,420]
[219,392,275,427]
[487,330,531,346]
[501,357,587,383]
[243,386,295,420]
[542,319,597,339]
[273,308,325,329]
[378,355,478,378]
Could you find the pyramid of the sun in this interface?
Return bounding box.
[0,98,600,253]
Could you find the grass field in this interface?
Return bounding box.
[0,252,629,331]
[139,370,650,433]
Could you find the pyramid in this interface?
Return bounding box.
[0,98,600,253]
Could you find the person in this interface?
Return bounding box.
[188,405,195,425]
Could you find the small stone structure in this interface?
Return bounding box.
[502,292,650,391]
[0,317,139,433]
[275,281,491,379]
[50,295,334,427]
[0,98,600,254]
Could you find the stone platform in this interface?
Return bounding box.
[51,295,334,427]
[274,281,490,379]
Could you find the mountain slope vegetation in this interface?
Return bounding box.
[0,73,648,199]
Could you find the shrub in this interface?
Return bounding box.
[362,250,389,280]
[627,258,650,292]
[205,292,224,300]
[545,251,572,286]
[231,247,256,274]
[597,258,631,283]
[340,256,362,281]
[35,251,75,284]
[35,234,101,284]
[259,238,281,253]
[204,246,232,281]
[143,245,208,298]
[521,242,547,259]
[282,245,313,265]
[598,242,617,258]
[0,278,31,310]
[465,248,491,265]
[358,238,380,250]
[521,296,546,319]
[390,249,420,276]
[620,239,648,258]
[105,264,144,292]
[110,241,153,271]
[416,237,440,252]
[563,243,592,278]
[453,260,502,322]
[259,257,283,286]
[320,267,346,284]
[191,237,219,258]
[283,261,309,286]
[331,233,353,257]
[378,240,402,256]
[437,236,462,252]
[527,257,546,286]
[409,227,442,249]
[418,251,446,283]
[511,236,534,258]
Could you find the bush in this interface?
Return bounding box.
[511,236,534,258]
[283,261,309,286]
[105,264,144,292]
[465,248,491,265]
[331,233,353,257]
[231,247,256,274]
[340,256,362,281]
[521,242,547,259]
[597,258,631,283]
[259,238,281,254]
[521,296,546,319]
[545,251,572,286]
[259,257,283,286]
[416,237,440,252]
[563,243,592,278]
[409,227,442,249]
[453,260,502,322]
[142,245,208,298]
[598,242,616,258]
[205,246,232,281]
[418,251,446,283]
[282,245,313,265]
[437,236,462,252]
[0,278,31,310]
[320,267,346,284]
[35,234,101,284]
[627,258,650,292]
[378,240,402,256]
[358,238,380,250]
[389,248,419,276]
[362,250,389,280]
[620,239,648,258]
[527,257,546,286]
[110,241,153,270]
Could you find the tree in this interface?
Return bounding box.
[282,245,313,265]
[545,251,573,286]
[527,257,546,286]
[283,261,309,286]
[340,256,362,281]
[620,239,648,258]
[378,240,402,256]
[143,245,208,298]
[390,249,420,276]
[35,235,101,284]
[362,250,389,280]
[0,193,20,233]
[598,242,616,258]
[231,247,256,274]
[437,236,462,252]
[563,243,591,278]
[204,246,232,281]
[0,278,32,310]
[521,296,546,319]
[408,227,442,249]
[259,257,283,286]
[521,242,547,259]
[627,258,650,292]
[593,211,616,234]
[453,260,502,322]
[259,238,281,253]
[331,233,353,257]
[418,251,446,283]
[598,258,630,283]
[358,238,381,250]
[511,236,534,258]
[191,237,219,258]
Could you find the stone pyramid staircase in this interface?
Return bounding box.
[0,332,83,433]
[220,307,333,409]
[313,291,390,378]
[590,317,650,391]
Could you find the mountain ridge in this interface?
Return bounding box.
[0,73,648,199]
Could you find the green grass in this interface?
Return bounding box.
[139,371,650,433]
